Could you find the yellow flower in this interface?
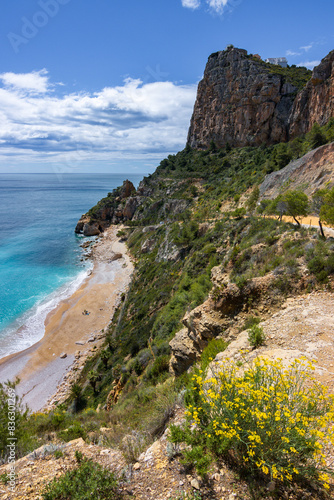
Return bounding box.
[262,465,269,475]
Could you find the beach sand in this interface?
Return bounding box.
[0,226,133,412]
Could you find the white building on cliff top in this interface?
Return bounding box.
[265,57,288,68]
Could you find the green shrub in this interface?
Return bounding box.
[316,270,329,284]
[230,244,240,262]
[200,338,227,371]
[50,410,67,430]
[146,355,170,381]
[273,275,292,294]
[170,358,334,492]
[248,325,266,348]
[42,457,121,499]
[307,256,325,275]
[0,472,9,484]
[326,253,334,273]
[75,450,83,463]
[242,315,261,331]
[231,207,246,218]
[58,422,86,442]
[234,274,249,290]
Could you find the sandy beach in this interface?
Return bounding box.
[0,226,133,412]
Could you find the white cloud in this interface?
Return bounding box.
[0,69,49,94]
[297,60,320,70]
[286,49,301,57]
[300,44,313,52]
[181,0,233,13]
[181,0,201,8]
[206,0,229,13]
[0,70,197,169]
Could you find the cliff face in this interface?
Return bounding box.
[188,47,334,149]
[187,47,298,148]
[289,50,334,138]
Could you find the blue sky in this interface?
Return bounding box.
[0,0,333,174]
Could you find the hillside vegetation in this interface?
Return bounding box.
[85,119,334,229]
[2,120,334,499]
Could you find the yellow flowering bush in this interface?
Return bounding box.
[170,358,334,490]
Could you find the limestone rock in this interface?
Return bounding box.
[83,222,101,236]
[169,271,275,375]
[169,328,204,376]
[123,196,141,219]
[260,141,334,199]
[75,180,142,234]
[187,46,297,149]
[119,179,136,199]
[183,302,225,340]
[74,218,87,234]
[141,238,155,254]
[187,46,334,150]
[156,226,183,262]
[190,478,200,490]
[110,252,123,261]
[289,50,334,138]
[162,199,190,218]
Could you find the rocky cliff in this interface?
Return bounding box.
[289,49,334,138]
[75,178,192,236]
[187,46,334,149]
[75,180,139,236]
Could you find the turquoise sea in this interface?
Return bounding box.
[0,173,143,360]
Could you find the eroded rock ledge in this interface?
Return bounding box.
[169,266,276,375]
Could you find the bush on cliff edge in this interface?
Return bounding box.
[170,357,334,493]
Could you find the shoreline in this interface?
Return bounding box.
[0,225,133,412]
[0,267,92,362]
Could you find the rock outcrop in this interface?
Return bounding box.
[187,46,334,149]
[75,180,141,236]
[75,178,192,236]
[289,50,334,138]
[260,141,334,199]
[169,267,276,375]
[187,47,299,149]
[207,291,334,392]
